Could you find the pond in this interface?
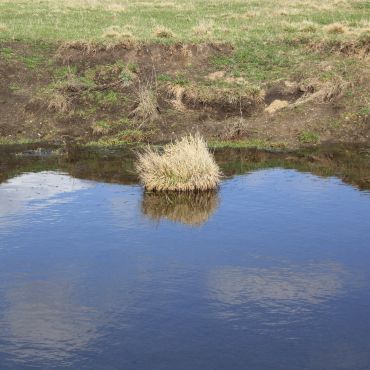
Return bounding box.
[0,144,369,370]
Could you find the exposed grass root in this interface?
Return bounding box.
[295,76,348,105]
[142,191,219,226]
[309,36,370,59]
[164,83,264,114]
[55,39,136,62]
[166,84,187,111]
[136,134,221,191]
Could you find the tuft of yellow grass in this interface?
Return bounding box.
[47,92,69,112]
[154,25,175,38]
[102,26,137,46]
[192,20,214,36]
[131,87,158,121]
[136,134,221,191]
[0,22,7,32]
[324,22,348,34]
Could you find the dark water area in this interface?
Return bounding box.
[0,144,369,370]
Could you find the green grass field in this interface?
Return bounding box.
[0,0,369,82]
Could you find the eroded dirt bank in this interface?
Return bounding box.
[0,40,369,148]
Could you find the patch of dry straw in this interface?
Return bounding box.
[136,134,221,191]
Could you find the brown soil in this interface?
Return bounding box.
[0,40,369,148]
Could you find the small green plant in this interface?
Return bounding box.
[20,55,43,69]
[299,131,320,144]
[54,65,77,79]
[119,70,133,86]
[91,120,111,135]
[127,63,139,74]
[358,107,370,117]
[0,47,13,60]
[157,73,173,82]
[9,83,21,91]
[118,129,144,143]
[93,90,119,106]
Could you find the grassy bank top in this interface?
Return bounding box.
[0,0,369,44]
[1,0,369,83]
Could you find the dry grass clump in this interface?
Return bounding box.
[91,121,110,135]
[299,20,317,33]
[101,26,137,47]
[192,20,214,36]
[142,190,219,226]
[0,23,7,32]
[294,76,347,105]
[131,87,158,121]
[324,22,348,34]
[182,84,265,109]
[162,82,264,114]
[136,134,221,191]
[166,84,187,111]
[47,92,69,112]
[265,99,289,114]
[154,25,175,38]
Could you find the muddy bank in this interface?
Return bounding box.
[0,41,369,148]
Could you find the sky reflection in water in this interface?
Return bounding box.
[0,168,369,370]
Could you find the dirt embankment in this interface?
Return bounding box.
[0,40,369,147]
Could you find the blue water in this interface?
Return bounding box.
[0,168,369,369]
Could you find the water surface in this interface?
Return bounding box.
[0,145,369,370]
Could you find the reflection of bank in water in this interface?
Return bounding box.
[141,191,219,226]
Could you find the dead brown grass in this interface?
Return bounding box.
[136,134,221,191]
[131,86,158,121]
[324,22,348,34]
[192,20,214,36]
[165,83,264,113]
[295,76,348,105]
[154,25,175,38]
[47,92,69,112]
